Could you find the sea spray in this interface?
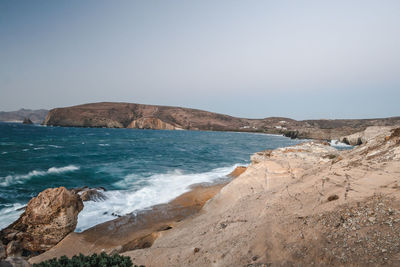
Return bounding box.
[76,165,237,231]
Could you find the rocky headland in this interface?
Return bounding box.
[42,102,400,140]
[0,126,396,266]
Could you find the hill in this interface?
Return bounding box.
[43,102,400,140]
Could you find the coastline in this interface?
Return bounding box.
[4,125,400,266]
[117,127,400,266]
[29,177,237,264]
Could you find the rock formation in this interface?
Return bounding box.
[42,102,400,140]
[340,125,397,145]
[127,117,177,130]
[22,118,33,124]
[0,187,83,257]
[71,187,107,202]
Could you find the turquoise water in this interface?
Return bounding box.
[0,122,303,231]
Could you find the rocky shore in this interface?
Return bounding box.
[118,126,400,266]
[2,126,400,266]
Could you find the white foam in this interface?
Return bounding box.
[98,144,110,147]
[2,152,8,154]
[0,165,80,187]
[33,147,45,150]
[0,203,25,229]
[76,165,237,232]
[330,140,353,148]
[48,145,63,148]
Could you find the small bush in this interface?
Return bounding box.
[33,252,143,267]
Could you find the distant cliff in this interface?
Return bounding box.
[0,109,48,123]
[43,102,400,140]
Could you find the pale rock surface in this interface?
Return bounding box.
[127,117,177,130]
[123,127,400,266]
[340,125,396,145]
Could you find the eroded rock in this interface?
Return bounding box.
[71,187,107,202]
[0,187,83,256]
[228,166,247,178]
[340,126,398,146]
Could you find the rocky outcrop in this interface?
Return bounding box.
[0,187,83,257]
[42,102,400,140]
[22,118,33,124]
[127,117,177,130]
[340,126,397,145]
[71,187,107,202]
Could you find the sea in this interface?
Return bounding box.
[0,122,348,232]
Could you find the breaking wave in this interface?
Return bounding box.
[0,165,80,187]
[76,165,237,231]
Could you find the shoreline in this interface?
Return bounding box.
[9,125,399,266]
[29,171,243,264]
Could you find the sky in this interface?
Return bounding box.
[0,0,399,119]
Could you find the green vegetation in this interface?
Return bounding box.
[33,252,143,267]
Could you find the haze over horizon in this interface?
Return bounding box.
[1,0,399,120]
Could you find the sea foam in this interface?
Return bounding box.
[75,165,237,232]
[0,203,25,229]
[0,165,80,187]
[330,140,353,148]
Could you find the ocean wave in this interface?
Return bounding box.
[0,203,25,229]
[76,165,238,232]
[0,165,80,187]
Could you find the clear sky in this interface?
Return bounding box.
[0,0,399,119]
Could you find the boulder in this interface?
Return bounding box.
[0,187,83,255]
